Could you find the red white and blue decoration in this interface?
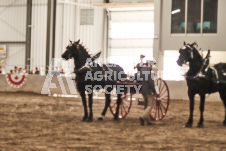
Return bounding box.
[6,73,27,88]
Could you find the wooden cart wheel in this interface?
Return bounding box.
[110,90,133,118]
[150,78,170,120]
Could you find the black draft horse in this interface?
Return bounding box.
[177,42,226,127]
[62,40,126,122]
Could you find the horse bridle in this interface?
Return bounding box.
[185,45,194,60]
[183,45,212,79]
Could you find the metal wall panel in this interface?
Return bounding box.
[0,0,27,41]
[56,0,104,56]
[0,0,26,70]
[55,0,105,72]
[5,44,25,72]
[30,0,47,71]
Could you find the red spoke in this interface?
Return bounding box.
[154,103,157,119]
[160,88,167,96]
[161,99,169,104]
[161,95,169,99]
[123,104,127,114]
[120,104,123,116]
[123,101,129,108]
[159,104,163,116]
[155,105,159,120]
[158,81,162,94]
[160,95,168,100]
[160,84,165,94]
[160,102,166,110]
[124,98,130,102]
[111,103,116,108]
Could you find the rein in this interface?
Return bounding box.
[74,52,101,74]
[74,61,93,74]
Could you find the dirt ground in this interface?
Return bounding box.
[0,92,225,151]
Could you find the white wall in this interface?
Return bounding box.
[30,0,47,70]
[0,0,105,72]
[55,0,105,72]
[0,0,27,70]
[0,0,48,71]
[55,0,105,57]
[0,0,26,41]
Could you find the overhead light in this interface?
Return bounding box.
[171,9,180,14]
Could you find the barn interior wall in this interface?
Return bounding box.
[0,0,47,73]
[30,0,47,72]
[55,0,105,72]
[0,0,27,70]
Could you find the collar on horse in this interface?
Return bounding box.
[185,49,210,79]
[74,52,101,74]
[74,62,93,74]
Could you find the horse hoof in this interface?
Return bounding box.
[81,117,87,122]
[86,118,93,122]
[197,124,204,128]
[98,117,104,121]
[114,117,119,121]
[184,123,192,128]
[139,117,144,126]
[223,121,226,126]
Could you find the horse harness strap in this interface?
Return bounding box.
[74,62,93,74]
[74,52,102,73]
[185,58,208,79]
[186,45,194,59]
[209,66,219,81]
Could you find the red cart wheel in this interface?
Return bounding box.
[150,78,170,120]
[110,91,133,118]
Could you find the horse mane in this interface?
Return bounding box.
[189,43,203,61]
[76,42,91,59]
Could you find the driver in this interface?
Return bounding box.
[134,55,146,82]
[134,54,145,72]
[139,60,157,125]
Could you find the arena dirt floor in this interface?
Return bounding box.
[0,92,225,151]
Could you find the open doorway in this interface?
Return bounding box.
[107,6,154,75]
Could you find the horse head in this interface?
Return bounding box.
[62,39,91,70]
[177,42,197,66]
[61,39,81,60]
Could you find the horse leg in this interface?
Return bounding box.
[87,91,93,122]
[80,91,88,121]
[98,93,111,120]
[185,90,195,127]
[114,94,122,120]
[219,90,226,126]
[197,94,205,128]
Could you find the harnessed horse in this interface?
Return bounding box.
[177,42,226,127]
[62,40,126,122]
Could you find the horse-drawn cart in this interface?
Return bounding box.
[110,78,170,121]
